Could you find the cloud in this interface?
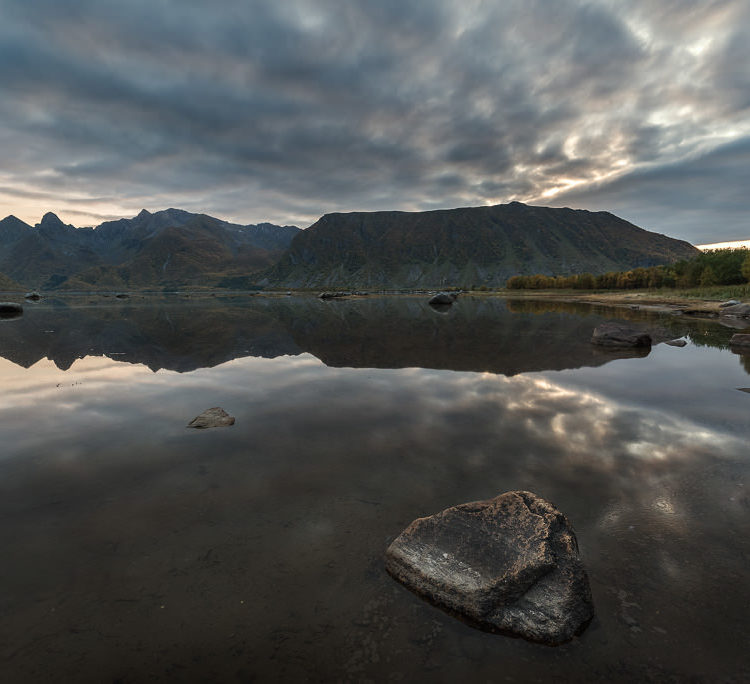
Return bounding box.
[0,0,748,240]
[548,136,750,243]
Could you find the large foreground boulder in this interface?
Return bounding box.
[385,491,594,645]
[591,321,651,348]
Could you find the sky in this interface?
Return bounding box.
[0,0,748,245]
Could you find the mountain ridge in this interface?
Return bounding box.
[263,201,699,288]
[1,202,700,291]
[0,209,301,290]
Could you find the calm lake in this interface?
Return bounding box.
[1,295,749,683]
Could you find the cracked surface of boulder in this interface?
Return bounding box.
[385,490,594,645]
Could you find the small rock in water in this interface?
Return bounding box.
[0,302,23,318]
[24,291,41,301]
[665,338,687,347]
[385,490,594,646]
[428,292,458,306]
[720,299,741,308]
[591,321,651,348]
[187,407,235,429]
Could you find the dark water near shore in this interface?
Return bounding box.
[1,295,749,682]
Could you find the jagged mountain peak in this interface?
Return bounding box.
[36,212,74,233]
[39,211,64,225]
[1,214,27,225]
[0,206,301,289]
[157,207,195,220]
[0,215,32,243]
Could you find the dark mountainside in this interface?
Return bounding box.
[263,202,699,289]
[0,209,300,290]
[0,270,23,291]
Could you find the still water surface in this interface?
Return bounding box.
[1,295,749,682]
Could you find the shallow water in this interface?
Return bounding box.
[1,295,749,682]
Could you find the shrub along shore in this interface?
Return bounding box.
[505,247,750,292]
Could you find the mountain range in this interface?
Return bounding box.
[263,202,699,288]
[0,202,698,291]
[0,209,300,290]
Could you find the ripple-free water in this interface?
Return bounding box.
[1,295,748,682]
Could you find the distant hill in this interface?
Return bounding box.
[0,270,23,292]
[0,210,300,290]
[263,202,699,289]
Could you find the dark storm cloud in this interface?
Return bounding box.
[550,136,750,243]
[0,0,748,239]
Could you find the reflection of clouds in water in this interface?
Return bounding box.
[1,352,745,555]
[410,370,743,467]
[1,351,749,681]
[2,351,744,476]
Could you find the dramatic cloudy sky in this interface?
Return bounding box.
[1,0,748,244]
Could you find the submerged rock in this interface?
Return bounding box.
[665,338,688,347]
[591,322,651,348]
[385,491,594,646]
[24,291,41,301]
[720,299,741,308]
[187,407,235,429]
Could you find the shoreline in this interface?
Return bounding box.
[0,286,739,317]
[489,290,726,316]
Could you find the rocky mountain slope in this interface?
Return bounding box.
[0,209,300,290]
[263,202,699,288]
[0,271,23,291]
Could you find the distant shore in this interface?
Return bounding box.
[2,286,742,318]
[483,289,729,316]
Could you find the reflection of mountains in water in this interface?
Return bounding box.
[0,298,302,372]
[0,296,738,375]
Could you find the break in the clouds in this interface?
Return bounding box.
[0,0,748,242]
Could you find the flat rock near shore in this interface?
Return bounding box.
[729,334,750,348]
[591,321,652,348]
[385,491,594,645]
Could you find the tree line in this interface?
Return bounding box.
[506,248,750,290]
